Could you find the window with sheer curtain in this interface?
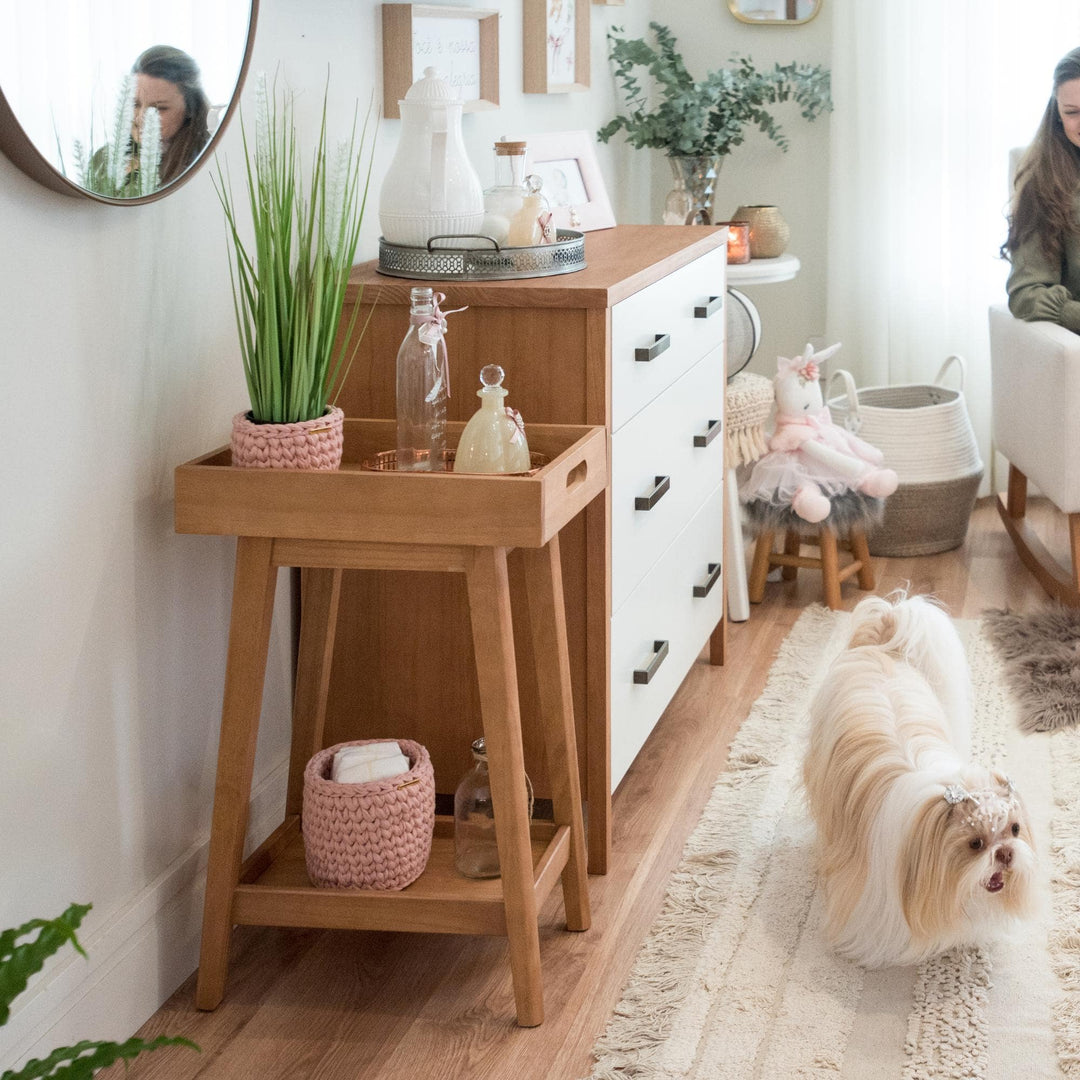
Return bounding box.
[826,2,1080,492]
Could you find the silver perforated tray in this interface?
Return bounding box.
[377,230,586,280]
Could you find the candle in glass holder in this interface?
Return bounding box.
[721,221,751,264]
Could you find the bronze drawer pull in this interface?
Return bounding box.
[635,475,670,511]
[693,562,722,598]
[693,419,722,447]
[635,333,671,362]
[633,640,670,684]
[694,295,723,319]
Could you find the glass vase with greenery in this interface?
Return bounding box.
[215,76,376,426]
[1,903,196,1079]
[598,22,831,158]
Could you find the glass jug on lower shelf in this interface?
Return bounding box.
[453,736,533,879]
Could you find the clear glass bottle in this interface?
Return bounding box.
[453,736,534,879]
[395,286,448,471]
[454,737,500,878]
[453,364,531,474]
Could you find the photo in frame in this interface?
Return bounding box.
[522,0,589,94]
[511,130,615,231]
[381,4,499,119]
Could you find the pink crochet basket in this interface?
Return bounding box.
[230,406,345,470]
[302,739,435,890]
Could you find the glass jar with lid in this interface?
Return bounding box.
[481,140,553,247]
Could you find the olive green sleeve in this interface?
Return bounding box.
[1006,232,1080,333]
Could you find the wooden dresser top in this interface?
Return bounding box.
[346,224,726,311]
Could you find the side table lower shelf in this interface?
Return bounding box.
[237,816,571,935]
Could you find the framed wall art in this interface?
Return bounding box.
[522,0,589,94]
[511,130,615,231]
[381,4,499,119]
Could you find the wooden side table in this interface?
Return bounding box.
[174,419,606,1027]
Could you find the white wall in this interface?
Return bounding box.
[0,0,823,1068]
[658,5,833,373]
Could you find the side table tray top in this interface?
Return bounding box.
[174,418,606,1027]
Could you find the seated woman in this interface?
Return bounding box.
[1003,46,1080,333]
[132,45,211,185]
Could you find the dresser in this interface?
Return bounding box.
[329,225,727,872]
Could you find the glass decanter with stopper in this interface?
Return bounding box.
[453,364,531,473]
[395,286,449,471]
[453,736,533,879]
[481,140,554,247]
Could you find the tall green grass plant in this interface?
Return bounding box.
[216,76,376,424]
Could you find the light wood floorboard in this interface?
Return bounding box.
[101,498,1061,1080]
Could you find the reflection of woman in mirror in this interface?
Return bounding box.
[1003,47,1080,332]
[132,45,211,184]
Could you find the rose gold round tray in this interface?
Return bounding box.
[361,449,549,476]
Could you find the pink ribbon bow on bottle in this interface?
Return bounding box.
[418,292,468,401]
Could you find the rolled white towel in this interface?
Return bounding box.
[331,742,410,784]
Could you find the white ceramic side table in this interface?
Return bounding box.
[724,253,801,621]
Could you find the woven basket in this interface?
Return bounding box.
[302,738,436,890]
[732,205,790,259]
[827,356,983,557]
[230,406,344,470]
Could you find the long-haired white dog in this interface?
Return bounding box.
[803,593,1038,967]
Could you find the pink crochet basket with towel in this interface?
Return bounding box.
[302,738,436,890]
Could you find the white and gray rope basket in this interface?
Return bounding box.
[827,355,983,557]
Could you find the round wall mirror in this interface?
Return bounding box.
[728,0,822,25]
[0,0,258,204]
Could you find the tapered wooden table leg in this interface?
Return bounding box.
[286,567,343,816]
[465,546,544,1027]
[782,530,801,581]
[522,537,591,934]
[849,529,875,591]
[748,530,774,603]
[819,530,841,610]
[196,537,278,1010]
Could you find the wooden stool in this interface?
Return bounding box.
[747,526,875,610]
[174,418,606,1028]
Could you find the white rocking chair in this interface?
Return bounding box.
[989,303,1080,604]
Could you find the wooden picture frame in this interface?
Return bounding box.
[381,4,499,119]
[511,130,615,231]
[522,0,589,94]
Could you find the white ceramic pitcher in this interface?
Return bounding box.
[379,67,485,248]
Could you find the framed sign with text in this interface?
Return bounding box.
[381,4,499,119]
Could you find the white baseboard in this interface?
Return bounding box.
[0,756,289,1074]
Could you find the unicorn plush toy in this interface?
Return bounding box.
[741,343,898,524]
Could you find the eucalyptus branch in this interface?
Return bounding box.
[598,22,832,159]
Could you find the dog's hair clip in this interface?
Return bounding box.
[943,784,970,805]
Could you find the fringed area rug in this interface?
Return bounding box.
[587,606,1080,1080]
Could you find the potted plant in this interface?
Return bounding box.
[215,76,376,469]
[598,22,831,224]
[1,903,196,1078]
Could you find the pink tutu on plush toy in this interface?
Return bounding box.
[741,344,898,525]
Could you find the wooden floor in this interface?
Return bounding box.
[103,497,1063,1080]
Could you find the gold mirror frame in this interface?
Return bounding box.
[0,0,259,206]
[727,0,822,26]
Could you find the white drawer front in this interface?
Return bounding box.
[611,246,727,431]
[610,485,725,792]
[611,348,724,612]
